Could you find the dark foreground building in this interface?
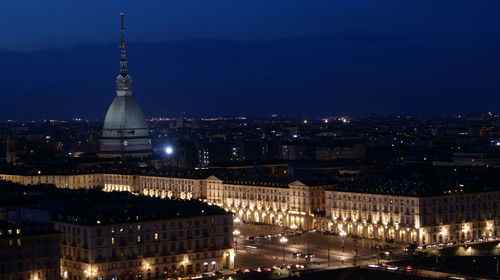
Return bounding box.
[0,182,234,280]
[0,221,61,280]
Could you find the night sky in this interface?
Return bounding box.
[1,1,500,119]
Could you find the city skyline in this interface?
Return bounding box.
[1,3,499,280]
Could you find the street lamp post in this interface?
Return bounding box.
[327,243,330,266]
[290,224,298,244]
[353,238,358,266]
[233,229,240,251]
[280,236,288,262]
[340,231,347,252]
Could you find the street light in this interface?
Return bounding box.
[165,146,173,155]
[290,224,298,231]
[233,229,240,251]
[340,231,347,252]
[280,236,288,261]
[234,217,241,223]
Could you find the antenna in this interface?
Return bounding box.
[119,12,128,76]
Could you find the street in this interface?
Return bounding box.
[232,223,405,270]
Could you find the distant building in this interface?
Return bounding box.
[0,221,61,280]
[281,140,366,161]
[451,150,500,167]
[100,13,151,158]
[433,149,500,167]
[5,130,16,164]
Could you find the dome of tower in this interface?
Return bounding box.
[103,95,148,130]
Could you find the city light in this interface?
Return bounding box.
[164,146,173,155]
[279,236,288,261]
[340,231,347,252]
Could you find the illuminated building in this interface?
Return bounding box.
[324,170,500,245]
[206,176,335,229]
[1,167,498,244]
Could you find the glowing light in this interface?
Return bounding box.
[165,146,173,155]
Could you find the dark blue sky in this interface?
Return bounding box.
[1,1,499,119]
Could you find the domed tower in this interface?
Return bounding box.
[100,13,151,158]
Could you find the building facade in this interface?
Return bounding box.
[0,222,61,280]
[0,173,103,190]
[55,215,234,280]
[324,190,500,245]
[206,177,334,230]
[1,169,499,246]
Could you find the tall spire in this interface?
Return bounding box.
[119,12,128,76]
[116,12,132,96]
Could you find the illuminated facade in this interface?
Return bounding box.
[324,190,500,245]
[0,172,203,200]
[0,173,103,190]
[1,170,499,245]
[139,175,206,200]
[206,176,334,229]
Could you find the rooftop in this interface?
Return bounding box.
[0,181,229,226]
[329,167,500,197]
[0,221,59,239]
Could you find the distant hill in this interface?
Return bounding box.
[0,32,499,119]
